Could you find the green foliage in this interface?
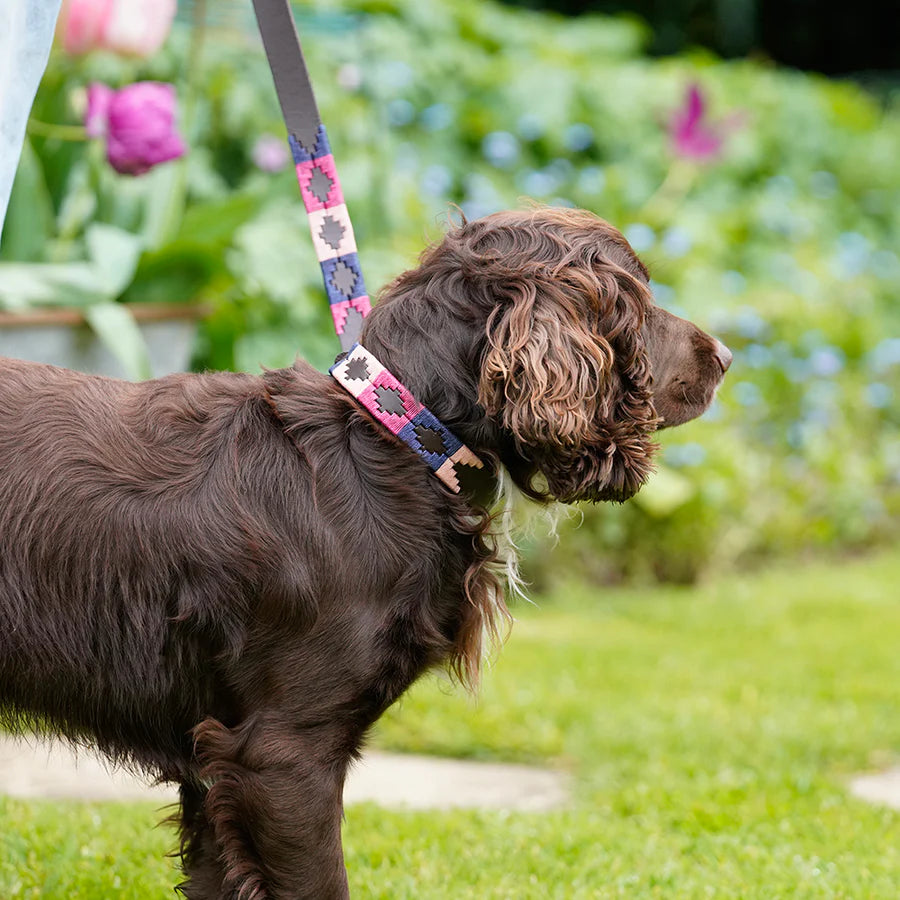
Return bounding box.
[1,0,897,577]
[3,551,900,896]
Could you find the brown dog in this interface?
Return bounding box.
[0,208,729,898]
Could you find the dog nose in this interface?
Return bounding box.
[713,340,732,374]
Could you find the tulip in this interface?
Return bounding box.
[86,82,186,176]
[668,84,724,162]
[57,0,177,58]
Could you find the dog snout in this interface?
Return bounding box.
[712,340,732,374]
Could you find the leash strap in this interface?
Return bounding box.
[252,0,370,351]
[253,1,485,492]
[331,345,485,494]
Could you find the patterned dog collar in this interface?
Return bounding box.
[331,344,484,494]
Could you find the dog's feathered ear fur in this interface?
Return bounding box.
[479,271,615,451]
[475,248,659,504]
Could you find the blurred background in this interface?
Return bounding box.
[1,0,898,588]
[2,2,900,896]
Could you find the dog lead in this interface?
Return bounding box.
[251,0,484,494]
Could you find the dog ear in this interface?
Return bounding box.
[478,275,615,451]
[476,270,658,504]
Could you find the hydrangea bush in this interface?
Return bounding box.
[4,0,898,580]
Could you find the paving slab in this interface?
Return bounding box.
[849,768,900,811]
[0,735,569,812]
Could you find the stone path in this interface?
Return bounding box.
[849,768,900,811]
[0,735,569,812]
[5,735,898,815]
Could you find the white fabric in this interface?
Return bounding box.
[0,0,62,240]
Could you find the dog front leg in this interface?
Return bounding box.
[175,782,227,900]
[193,717,350,900]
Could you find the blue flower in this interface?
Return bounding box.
[624,223,655,252]
[810,170,838,199]
[701,399,723,422]
[808,346,845,378]
[769,252,800,283]
[803,380,838,411]
[577,166,606,195]
[661,227,692,258]
[786,422,807,449]
[381,60,413,90]
[743,343,773,369]
[865,382,893,409]
[421,103,453,132]
[564,123,594,152]
[519,169,559,197]
[461,199,499,220]
[482,131,520,169]
[665,442,708,468]
[462,173,503,218]
[870,250,900,280]
[648,280,677,310]
[734,307,768,340]
[783,357,812,383]
[387,99,415,127]
[393,142,418,172]
[732,381,763,407]
[546,157,574,180]
[721,270,746,295]
[765,174,796,198]
[517,113,544,141]
[421,164,453,197]
[867,337,900,373]
[832,231,871,279]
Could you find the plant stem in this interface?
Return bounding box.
[184,0,208,133]
[147,0,207,249]
[26,119,89,141]
[640,159,698,225]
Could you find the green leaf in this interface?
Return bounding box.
[0,262,101,309]
[228,205,317,305]
[119,241,223,306]
[85,224,143,297]
[83,302,152,381]
[0,139,55,261]
[176,192,266,247]
[56,162,98,242]
[140,162,184,251]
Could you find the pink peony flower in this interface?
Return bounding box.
[86,82,186,176]
[668,84,725,162]
[57,0,177,57]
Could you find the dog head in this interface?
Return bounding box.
[364,207,730,505]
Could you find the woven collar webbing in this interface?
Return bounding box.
[330,345,484,494]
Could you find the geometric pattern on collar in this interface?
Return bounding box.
[330,344,484,494]
[290,124,371,349]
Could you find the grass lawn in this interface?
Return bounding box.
[2,551,899,898]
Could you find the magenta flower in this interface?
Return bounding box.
[86,82,186,176]
[668,84,725,162]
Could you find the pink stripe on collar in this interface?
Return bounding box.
[330,344,484,494]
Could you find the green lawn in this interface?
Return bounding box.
[3,551,900,898]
